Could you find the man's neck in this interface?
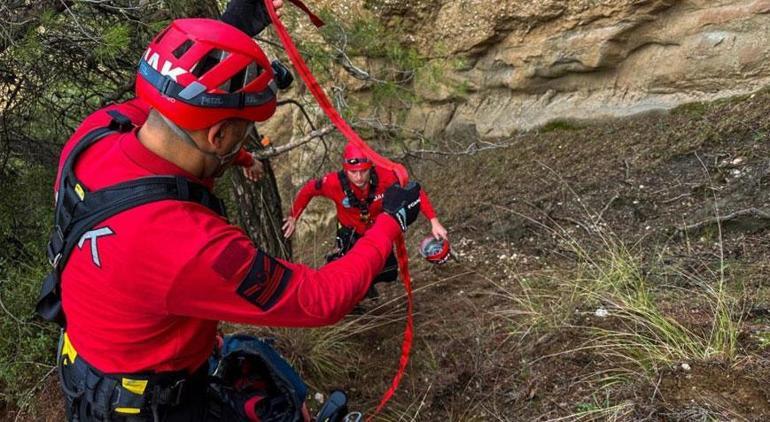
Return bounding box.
[137,124,207,179]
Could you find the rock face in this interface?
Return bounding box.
[363,0,770,139]
[271,0,770,234]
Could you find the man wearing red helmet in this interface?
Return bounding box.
[283,143,448,292]
[41,0,425,420]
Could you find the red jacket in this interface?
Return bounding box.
[57,99,401,374]
[291,167,437,235]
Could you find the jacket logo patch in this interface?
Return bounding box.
[237,250,292,311]
[77,227,114,268]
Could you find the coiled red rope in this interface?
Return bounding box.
[263,1,415,418]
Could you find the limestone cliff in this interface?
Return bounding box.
[291,0,770,140]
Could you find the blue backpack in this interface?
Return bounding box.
[208,335,308,422]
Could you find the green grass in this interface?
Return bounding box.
[492,271,581,345]
[539,120,583,133]
[547,400,634,422]
[570,228,740,382]
[492,177,745,400]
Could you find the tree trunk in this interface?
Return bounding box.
[230,159,293,260]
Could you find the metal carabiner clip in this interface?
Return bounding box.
[343,412,363,422]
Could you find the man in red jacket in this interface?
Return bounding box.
[282,143,448,293]
[46,1,424,420]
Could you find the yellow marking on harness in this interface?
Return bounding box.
[115,407,141,415]
[61,333,78,365]
[121,378,148,395]
[74,183,85,200]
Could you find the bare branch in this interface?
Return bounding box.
[253,125,336,159]
[679,207,770,233]
[400,140,515,158]
[333,49,386,84]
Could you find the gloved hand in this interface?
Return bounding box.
[382,182,421,232]
[221,0,283,37]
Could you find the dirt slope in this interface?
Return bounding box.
[279,88,770,420]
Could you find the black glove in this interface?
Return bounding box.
[382,182,421,232]
[221,0,271,37]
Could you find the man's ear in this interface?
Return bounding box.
[207,121,229,149]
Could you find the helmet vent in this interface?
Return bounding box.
[190,49,230,78]
[172,39,194,59]
[219,61,263,93]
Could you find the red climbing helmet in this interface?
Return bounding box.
[419,236,451,264]
[342,143,373,171]
[135,18,277,130]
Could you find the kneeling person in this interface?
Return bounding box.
[283,144,448,292]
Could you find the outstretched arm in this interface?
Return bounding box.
[283,176,328,238]
[220,0,284,37]
[418,188,448,240]
[168,183,423,327]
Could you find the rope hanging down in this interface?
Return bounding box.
[264,0,414,417]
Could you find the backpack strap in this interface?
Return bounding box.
[37,111,227,327]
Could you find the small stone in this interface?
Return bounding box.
[314,392,324,404]
[681,363,691,371]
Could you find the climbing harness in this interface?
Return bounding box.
[36,111,226,328]
[337,170,378,224]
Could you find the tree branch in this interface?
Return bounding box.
[679,207,770,233]
[0,0,72,55]
[253,125,336,159]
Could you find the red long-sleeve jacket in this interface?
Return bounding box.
[56,99,401,374]
[291,167,437,235]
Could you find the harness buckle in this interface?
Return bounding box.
[50,253,62,269]
[47,225,64,268]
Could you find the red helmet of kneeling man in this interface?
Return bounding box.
[342,143,373,172]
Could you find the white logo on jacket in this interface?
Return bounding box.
[77,227,114,268]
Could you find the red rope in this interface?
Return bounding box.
[264,1,414,418]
